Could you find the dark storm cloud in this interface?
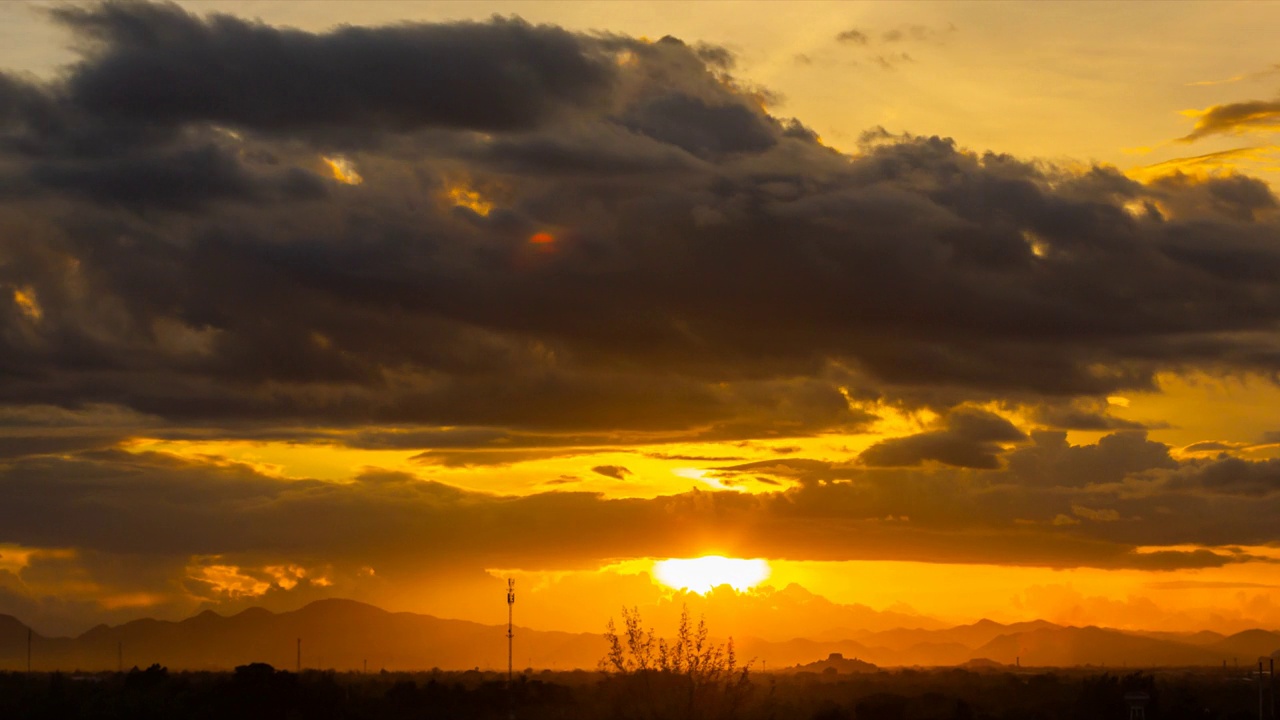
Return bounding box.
[51,1,619,134]
[2,3,1280,435]
[1148,172,1278,222]
[620,93,778,158]
[24,143,329,210]
[0,434,124,459]
[859,407,1026,469]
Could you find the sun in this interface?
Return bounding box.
[652,555,771,593]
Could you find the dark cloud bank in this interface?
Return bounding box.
[2,2,1280,629]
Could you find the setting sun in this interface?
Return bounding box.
[653,556,770,593]
[5,1,1280,704]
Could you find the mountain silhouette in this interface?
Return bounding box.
[2,599,607,672]
[1205,629,1280,661]
[2,600,1276,671]
[970,626,1234,667]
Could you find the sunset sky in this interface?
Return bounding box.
[1,1,1280,641]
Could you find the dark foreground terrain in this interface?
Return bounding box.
[0,664,1274,720]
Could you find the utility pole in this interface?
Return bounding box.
[1269,658,1274,720]
[1262,660,1266,720]
[117,640,122,673]
[296,638,301,673]
[27,628,32,674]
[507,578,515,685]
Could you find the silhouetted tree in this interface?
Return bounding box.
[602,605,752,720]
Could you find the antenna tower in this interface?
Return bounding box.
[506,578,516,684]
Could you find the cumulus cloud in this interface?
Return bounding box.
[52,2,618,134]
[2,4,1280,435]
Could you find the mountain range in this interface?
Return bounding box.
[2,599,1278,672]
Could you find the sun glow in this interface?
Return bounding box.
[653,555,771,594]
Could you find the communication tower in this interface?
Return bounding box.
[507,578,516,684]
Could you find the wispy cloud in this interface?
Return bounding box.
[1185,63,1280,87]
[1178,100,1280,142]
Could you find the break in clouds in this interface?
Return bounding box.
[1,2,1280,629]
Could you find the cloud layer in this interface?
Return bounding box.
[1,2,1279,632]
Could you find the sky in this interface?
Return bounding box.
[1,1,1280,641]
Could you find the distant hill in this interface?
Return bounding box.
[857,619,1062,655]
[0,614,37,669]
[2,600,1275,672]
[1130,630,1227,647]
[971,626,1231,667]
[1205,630,1280,661]
[2,599,609,672]
[958,657,1009,670]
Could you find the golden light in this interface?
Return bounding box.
[447,185,493,216]
[653,555,771,593]
[11,285,43,322]
[529,231,555,244]
[322,155,363,185]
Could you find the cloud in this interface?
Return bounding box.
[1185,64,1280,87]
[1163,456,1280,497]
[859,407,1026,468]
[1006,431,1177,487]
[1181,440,1245,454]
[2,2,1280,632]
[591,464,633,480]
[880,24,954,44]
[1028,401,1151,431]
[1,425,1280,631]
[0,440,1271,578]
[1145,171,1278,222]
[51,2,618,134]
[835,29,869,45]
[5,9,1280,434]
[643,452,747,462]
[1071,504,1120,522]
[1127,145,1280,183]
[1179,100,1280,142]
